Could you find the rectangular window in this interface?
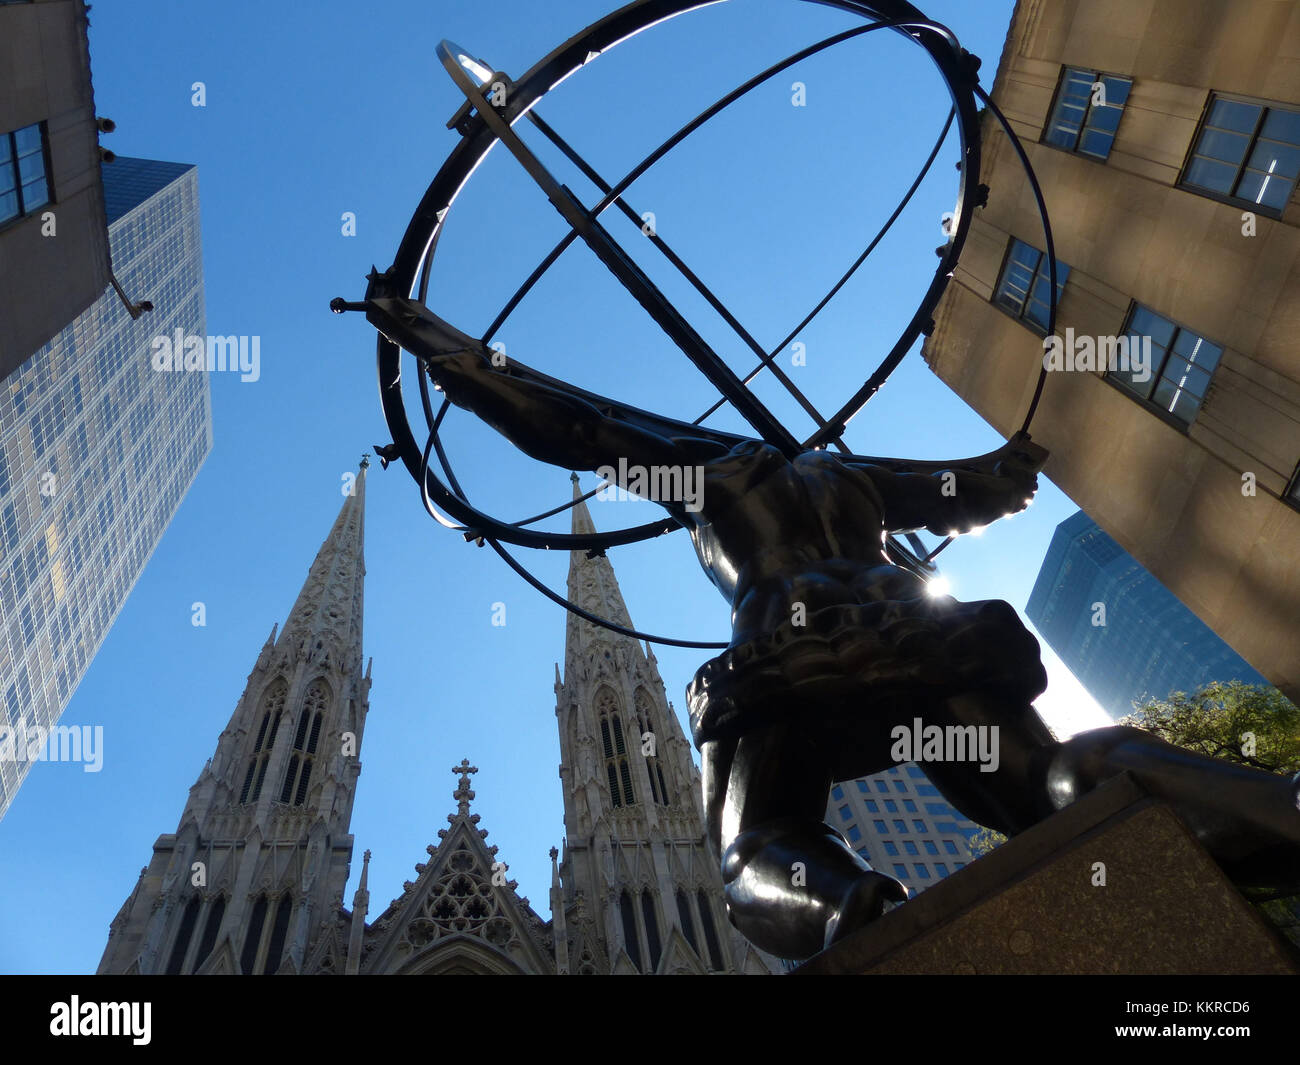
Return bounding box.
[994,238,1071,333]
[944,840,959,855]
[914,864,930,879]
[865,800,878,813]
[873,819,888,834]
[913,819,927,832]
[0,122,51,225]
[916,785,939,797]
[856,780,870,793]
[925,802,952,816]
[1111,303,1222,426]
[903,840,919,856]
[892,819,907,833]
[848,825,862,843]
[838,804,851,821]
[1181,94,1300,214]
[935,862,949,877]
[884,799,898,813]
[874,780,888,794]
[892,864,909,879]
[856,847,871,861]
[831,785,844,801]
[892,780,907,793]
[902,799,917,813]
[905,766,927,779]
[883,841,899,856]
[1043,68,1132,160]
[923,840,939,855]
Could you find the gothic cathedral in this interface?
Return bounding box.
[99,463,771,975]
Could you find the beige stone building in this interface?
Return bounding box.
[923,0,1300,703]
[0,0,111,379]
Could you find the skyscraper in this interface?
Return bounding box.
[0,156,210,818]
[826,766,979,898]
[1027,510,1269,719]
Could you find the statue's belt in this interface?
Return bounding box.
[687,598,1048,748]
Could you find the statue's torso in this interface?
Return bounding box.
[682,443,909,642]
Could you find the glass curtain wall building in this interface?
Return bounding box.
[0,157,210,818]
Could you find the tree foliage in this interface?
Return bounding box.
[1119,680,1300,775]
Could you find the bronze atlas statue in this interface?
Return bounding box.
[334,0,1300,960]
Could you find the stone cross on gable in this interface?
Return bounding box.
[452,758,478,813]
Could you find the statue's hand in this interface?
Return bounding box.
[422,346,492,391]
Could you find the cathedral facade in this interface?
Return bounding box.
[99,462,769,975]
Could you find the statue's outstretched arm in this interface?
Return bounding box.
[367,295,731,482]
[850,434,1048,535]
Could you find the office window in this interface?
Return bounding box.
[873,819,888,834]
[0,123,51,225]
[935,862,949,876]
[831,785,844,801]
[856,780,870,793]
[1111,304,1222,425]
[906,765,927,779]
[936,822,961,833]
[1044,68,1132,160]
[884,799,898,813]
[888,767,900,774]
[944,840,959,855]
[838,804,851,821]
[892,780,907,793]
[1182,94,1300,214]
[883,841,899,856]
[914,864,930,879]
[865,800,879,813]
[913,819,927,833]
[925,802,953,816]
[848,825,862,843]
[856,847,871,861]
[924,840,939,855]
[903,799,917,813]
[903,840,919,856]
[955,862,966,869]
[892,819,907,833]
[994,238,1071,333]
[892,864,909,879]
[874,780,888,793]
[916,785,939,797]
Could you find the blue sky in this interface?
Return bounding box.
[0,0,1112,974]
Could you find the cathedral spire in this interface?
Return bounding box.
[553,477,760,973]
[99,457,375,976]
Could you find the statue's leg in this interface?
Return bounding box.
[702,723,906,960]
[923,692,1300,891]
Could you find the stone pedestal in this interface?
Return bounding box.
[796,774,1299,975]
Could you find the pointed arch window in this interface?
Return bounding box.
[240,681,286,804]
[239,895,268,975]
[619,890,642,972]
[262,896,294,974]
[191,895,226,973]
[164,895,201,975]
[280,680,328,805]
[596,689,634,807]
[641,892,662,972]
[697,889,725,972]
[635,688,670,807]
[676,889,699,954]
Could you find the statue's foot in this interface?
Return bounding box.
[824,871,908,950]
